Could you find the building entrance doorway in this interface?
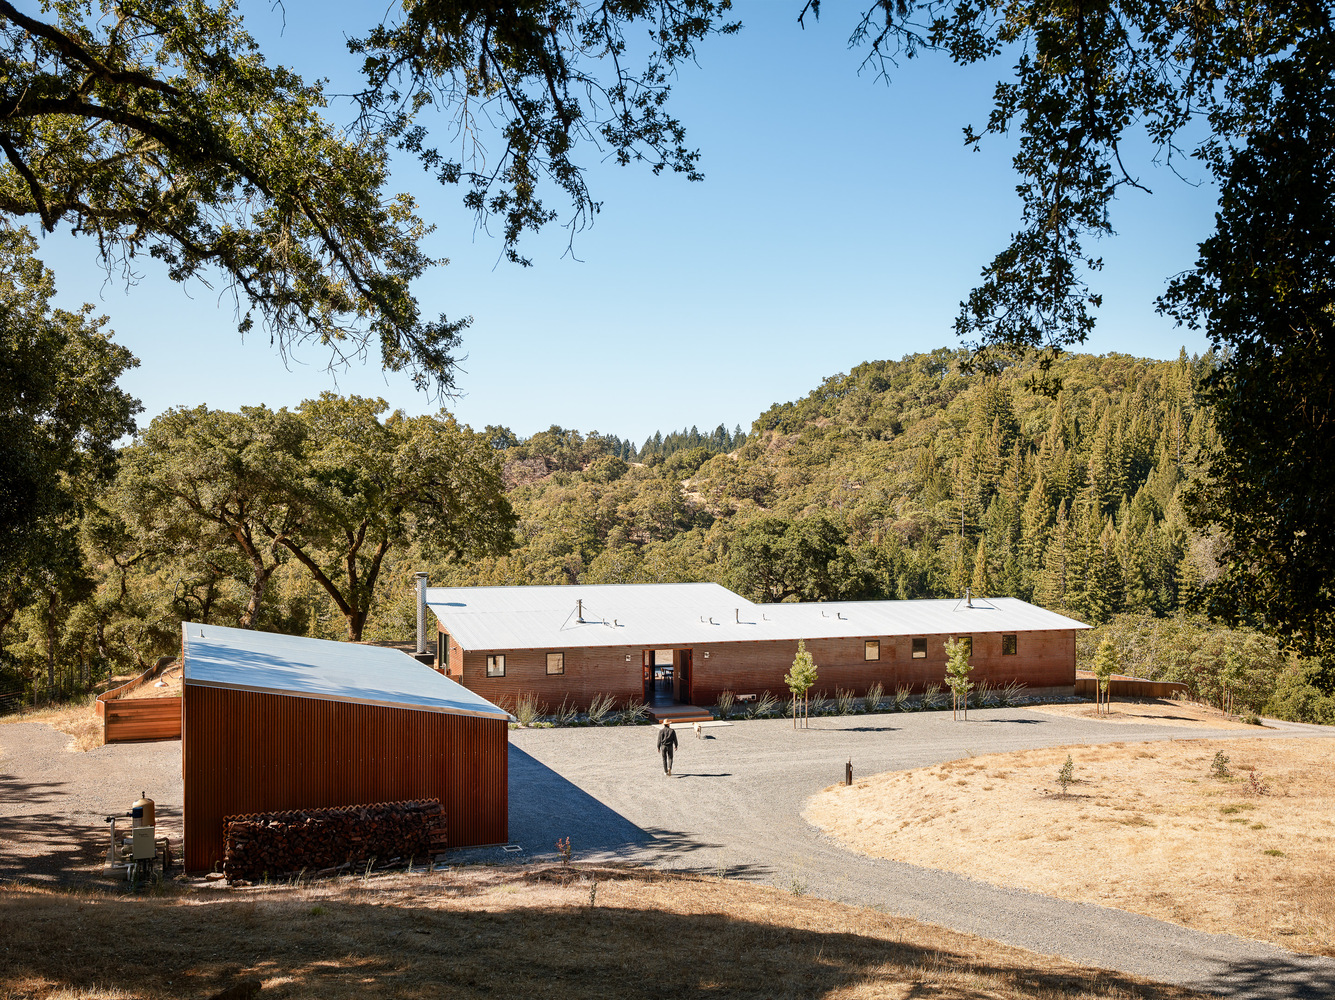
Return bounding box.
[643,649,691,706]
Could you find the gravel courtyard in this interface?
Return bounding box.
[4,707,1334,998]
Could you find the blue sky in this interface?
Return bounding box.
[37,2,1219,446]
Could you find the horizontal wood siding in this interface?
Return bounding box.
[103,697,182,742]
[457,631,1076,710]
[183,685,507,872]
[1075,673,1189,700]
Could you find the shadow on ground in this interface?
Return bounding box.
[0,870,1215,1000]
[0,772,183,885]
[506,745,651,858]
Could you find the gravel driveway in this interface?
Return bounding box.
[4,708,1333,998]
[499,709,1335,1000]
[0,722,181,883]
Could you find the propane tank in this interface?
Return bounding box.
[132,792,155,829]
[129,792,157,865]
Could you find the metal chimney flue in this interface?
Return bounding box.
[414,572,429,654]
[577,598,584,622]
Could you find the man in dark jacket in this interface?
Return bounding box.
[656,720,678,776]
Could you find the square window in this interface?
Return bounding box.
[911,637,927,659]
[546,652,565,675]
[1002,634,1017,656]
[486,654,506,678]
[958,636,973,658]
[864,640,880,661]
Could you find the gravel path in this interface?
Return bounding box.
[0,722,181,882]
[496,709,1335,999]
[4,709,1333,997]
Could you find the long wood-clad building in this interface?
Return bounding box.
[182,623,509,872]
[425,583,1088,710]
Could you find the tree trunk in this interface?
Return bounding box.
[45,590,58,696]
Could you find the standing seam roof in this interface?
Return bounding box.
[426,585,1089,651]
[181,622,508,719]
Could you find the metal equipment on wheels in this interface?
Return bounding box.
[104,792,172,881]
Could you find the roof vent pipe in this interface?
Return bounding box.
[735,608,740,623]
[577,598,584,622]
[414,572,429,654]
[965,587,972,608]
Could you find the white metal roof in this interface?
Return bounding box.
[181,622,509,719]
[426,584,1088,652]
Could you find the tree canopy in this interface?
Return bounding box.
[0,229,138,638]
[1160,30,1335,668]
[118,395,517,642]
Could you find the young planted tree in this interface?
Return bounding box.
[1091,638,1120,716]
[784,639,818,729]
[944,637,974,721]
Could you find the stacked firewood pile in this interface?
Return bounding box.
[222,799,446,881]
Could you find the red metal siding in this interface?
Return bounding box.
[183,685,507,872]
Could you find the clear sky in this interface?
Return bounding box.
[36,2,1219,446]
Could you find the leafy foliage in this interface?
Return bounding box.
[1160,30,1335,670]
[784,639,818,729]
[0,1,466,390]
[116,395,516,641]
[0,230,138,694]
[1090,638,1118,716]
[944,637,973,721]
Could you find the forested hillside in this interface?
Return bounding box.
[441,348,1214,621]
[4,349,1331,723]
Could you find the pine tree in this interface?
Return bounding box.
[1082,518,1126,623]
[948,536,971,597]
[1020,467,1053,588]
[971,538,991,598]
[1036,500,1071,609]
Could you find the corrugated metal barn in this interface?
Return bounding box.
[426,583,1089,711]
[181,623,509,873]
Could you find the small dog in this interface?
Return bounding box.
[693,721,703,739]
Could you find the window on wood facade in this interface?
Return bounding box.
[911,637,927,658]
[864,640,880,661]
[1002,634,1017,656]
[546,652,565,675]
[958,636,973,658]
[486,654,506,677]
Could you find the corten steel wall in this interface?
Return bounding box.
[689,630,1077,708]
[183,685,507,872]
[455,631,1076,710]
[459,644,644,711]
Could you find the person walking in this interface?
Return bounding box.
[657,719,678,776]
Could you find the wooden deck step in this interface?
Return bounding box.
[648,705,714,724]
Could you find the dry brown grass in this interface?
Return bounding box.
[0,865,1209,1000]
[806,738,1335,956]
[0,697,102,752]
[1026,699,1259,730]
[118,665,182,700]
